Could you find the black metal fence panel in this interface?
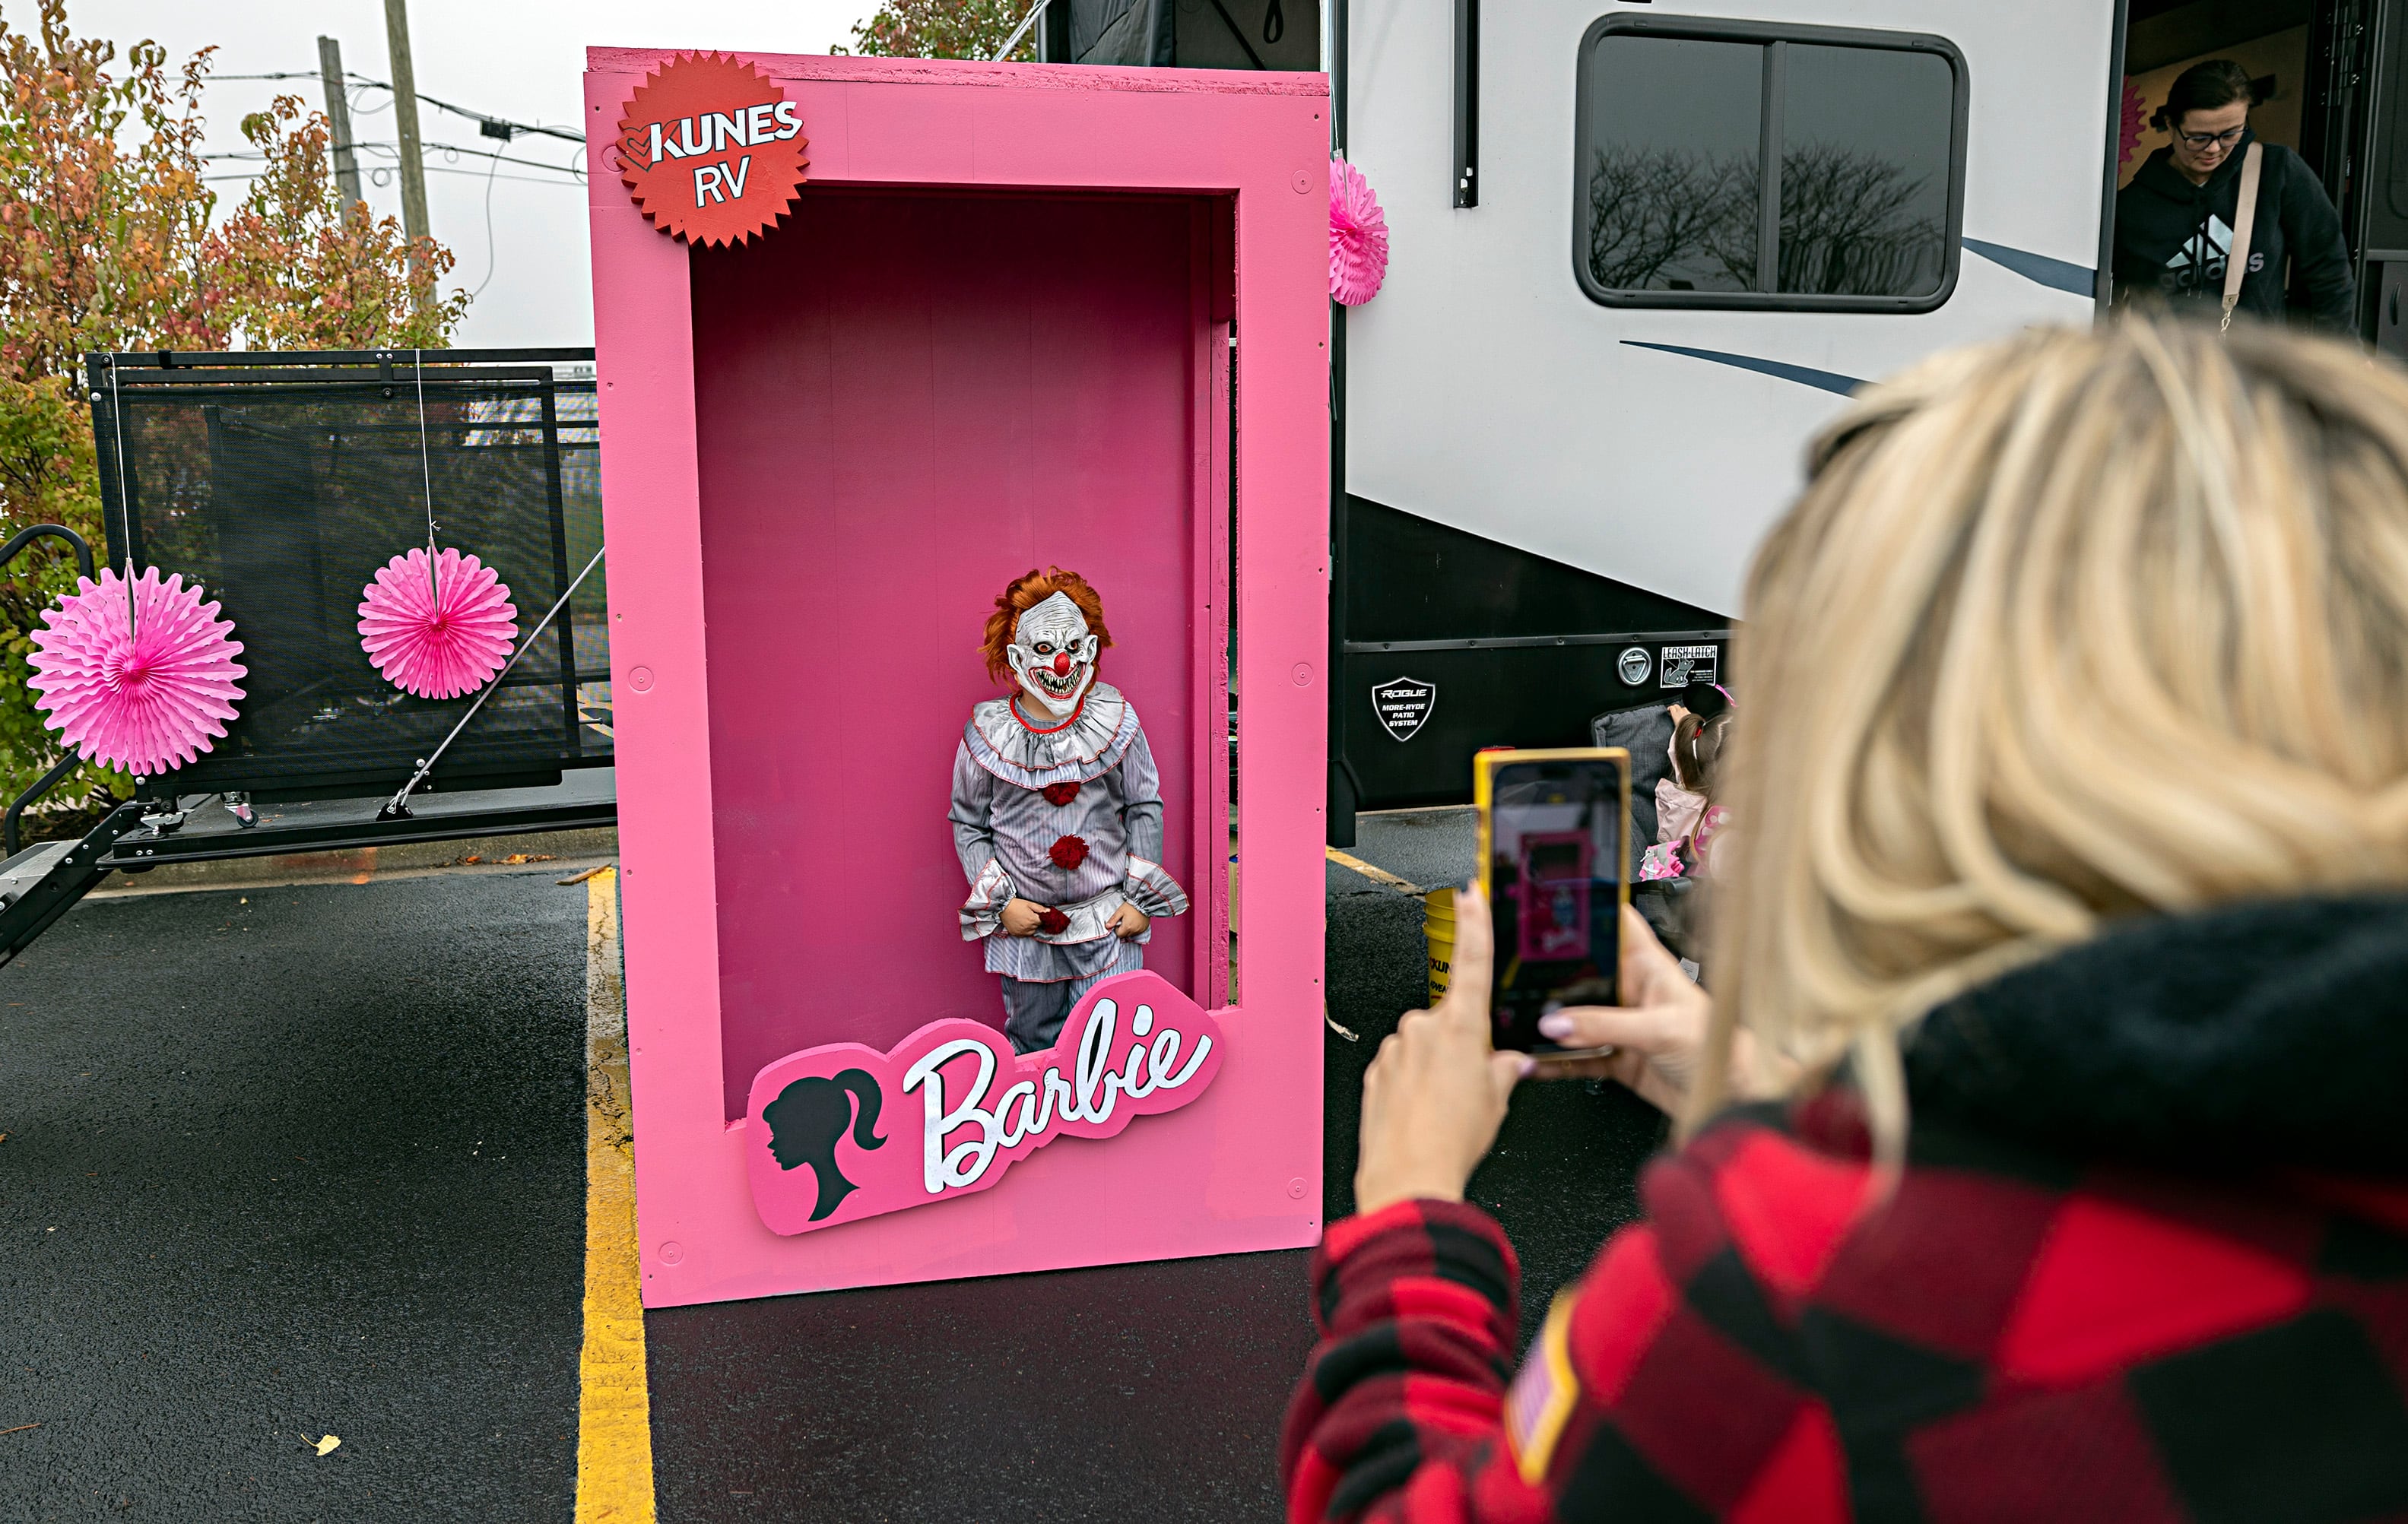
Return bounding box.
[84,352,608,801]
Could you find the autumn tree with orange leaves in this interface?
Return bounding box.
[0,0,468,813]
[209,93,468,350]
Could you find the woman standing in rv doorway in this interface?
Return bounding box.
[2113,58,2354,331]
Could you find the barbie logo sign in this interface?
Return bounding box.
[743,971,1223,1236]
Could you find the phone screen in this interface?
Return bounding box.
[1479,750,1628,1053]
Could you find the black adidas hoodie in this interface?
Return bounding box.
[2112,128,2354,331]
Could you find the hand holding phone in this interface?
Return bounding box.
[1353,880,1532,1215]
[1529,903,1711,1114]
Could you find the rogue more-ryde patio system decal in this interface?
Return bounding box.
[1373,676,1436,742]
[617,52,810,246]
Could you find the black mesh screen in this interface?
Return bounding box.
[91,364,609,798]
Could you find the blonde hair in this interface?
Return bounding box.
[1696,318,2408,1153]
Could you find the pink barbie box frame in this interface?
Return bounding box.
[585,48,1331,1307]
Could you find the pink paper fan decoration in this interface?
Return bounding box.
[1330,157,1390,306]
[357,547,519,700]
[26,567,247,775]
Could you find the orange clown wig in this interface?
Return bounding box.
[981,567,1113,685]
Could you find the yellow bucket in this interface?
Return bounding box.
[1423,887,1455,1006]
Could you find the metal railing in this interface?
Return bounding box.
[0,524,97,857]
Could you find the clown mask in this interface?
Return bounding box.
[1006,592,1099,718]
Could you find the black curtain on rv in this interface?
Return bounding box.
[1071,0,1175,65]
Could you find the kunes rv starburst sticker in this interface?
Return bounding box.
[617,52,809,248]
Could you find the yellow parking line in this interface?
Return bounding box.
[1325,846,1426,896]
[576,869,655,1522]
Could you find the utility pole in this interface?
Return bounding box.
[317,36,363,210]
[382,0,432,312]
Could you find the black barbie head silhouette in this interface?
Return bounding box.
[762,1068,887,1221]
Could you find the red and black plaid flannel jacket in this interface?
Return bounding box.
[1283,895,2408,1522]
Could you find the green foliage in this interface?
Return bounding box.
[0,0,466,824]
[0,372,102,808]
[839,0,1036,62]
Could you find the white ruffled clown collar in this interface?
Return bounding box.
[963,681,1138,788]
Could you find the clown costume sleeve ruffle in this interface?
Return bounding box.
[948,683,1188,974]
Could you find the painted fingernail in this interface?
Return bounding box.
[1537,1012,1573,1038]
[1518,1056,1537,1078]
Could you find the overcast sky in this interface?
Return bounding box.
[67,1,886,348]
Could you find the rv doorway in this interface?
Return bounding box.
[2109,0,2408,349]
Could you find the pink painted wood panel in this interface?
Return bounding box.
[587,49,1330,1307]
[690,189,1200,1117]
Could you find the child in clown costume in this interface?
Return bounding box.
[950,567,1191,1055]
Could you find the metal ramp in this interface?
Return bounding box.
[0,806,144,967]
[109,765,616,871]
[0,767,616,968]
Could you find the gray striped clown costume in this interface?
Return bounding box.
[950,679,1189,1054]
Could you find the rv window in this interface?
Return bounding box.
[1580,36,1763,294]
[1778,45,1954,297]
[1574,18,1966,312]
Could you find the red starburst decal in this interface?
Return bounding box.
[615,53,809,248]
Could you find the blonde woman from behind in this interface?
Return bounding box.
[1285,318,2408,1522]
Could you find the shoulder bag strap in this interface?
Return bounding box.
[2222,142,2264,332]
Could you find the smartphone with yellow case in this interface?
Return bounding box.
[1472,747,1631,1056]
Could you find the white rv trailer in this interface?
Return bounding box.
[1349,0,2103,615]
[1325,0,2405,825]
[1039,0,2408,823]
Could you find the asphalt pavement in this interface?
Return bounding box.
[0,869,589,1522]
[2,814,1669,1521]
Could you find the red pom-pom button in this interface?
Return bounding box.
[1041,781,1081,806]
[1049,835,1090,870]
[1036,907,1071,934]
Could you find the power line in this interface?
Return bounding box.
[411,139,583,177]
[202,166,574,187]
[198,52,588,304]
[204,138,585,180]
[468,147,502,299]
[395,82,585,144]
[208,68,584,144]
